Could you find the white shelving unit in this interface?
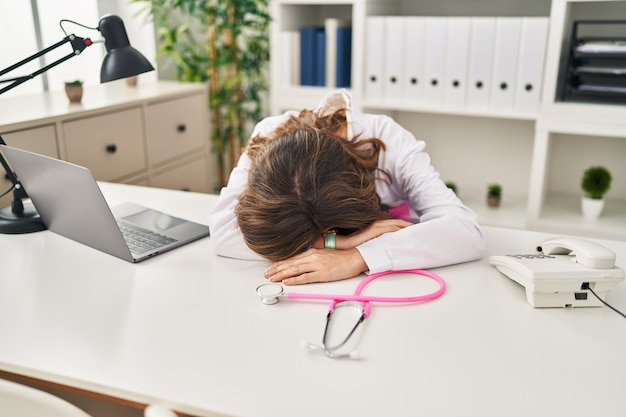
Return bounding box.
[527,0,626,240]
[269,0,626,240]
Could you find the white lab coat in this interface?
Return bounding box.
[208,90,485,272]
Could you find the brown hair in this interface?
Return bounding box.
[236,109,388,261]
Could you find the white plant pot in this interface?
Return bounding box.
[581,197,605,220]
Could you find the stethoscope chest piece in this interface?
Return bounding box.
[255,283,285,305]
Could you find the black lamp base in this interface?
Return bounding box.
[0,201,46,234]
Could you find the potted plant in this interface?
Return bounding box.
[445,181,458,195]
[487,183,502,208]
[64,80,83,103]
[581,165,612,220]
[131,0,270,190]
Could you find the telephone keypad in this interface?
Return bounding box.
[506,254,556,259]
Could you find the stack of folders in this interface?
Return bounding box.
[280,18,352,88]
[563,20,626,105]
[364,16,550,113]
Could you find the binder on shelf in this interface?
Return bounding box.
[466,17,496,109]
[402,16,426,102]
[383,16,405,101]
[490,17,522,110]
[515,17,549,113]
[315,29,326,86]
[299,26,320,86]
[365,16,385,100]
[325,19,342,88]
[325,18,339,88]
[325,18,352,88]
[423,17,448,105]
[336,26,352,88]
[280,30,300,86]
[299,26,325,87]
[443,17,471,107]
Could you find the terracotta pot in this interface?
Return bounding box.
[65,85,83,103]
[487,195,501,208]
[126,76,138,87]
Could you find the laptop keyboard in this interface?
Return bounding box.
[118,222,177,255]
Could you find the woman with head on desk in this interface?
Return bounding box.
[208,90,485,285]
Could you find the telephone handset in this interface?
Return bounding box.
[490,237,624,308]
[538,237,616,269]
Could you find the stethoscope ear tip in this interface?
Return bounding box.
[301,340,315,351]
[349,351,361,360]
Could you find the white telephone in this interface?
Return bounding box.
[490,237,624,308]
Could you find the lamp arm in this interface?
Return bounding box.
[0,35,93,95]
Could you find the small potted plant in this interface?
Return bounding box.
[64,80,83,103]
[581,165,612,220]
[445,181,458,195]
[487,183,502,208]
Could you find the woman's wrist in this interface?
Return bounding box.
[323,230,336,249]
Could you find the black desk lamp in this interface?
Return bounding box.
[0,14,154,234]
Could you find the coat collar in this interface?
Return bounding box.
[314,89,368,141]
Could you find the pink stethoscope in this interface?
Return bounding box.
[255,269,446,359]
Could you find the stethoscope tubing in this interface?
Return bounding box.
[257,268,447,359]
[285,268,446,305]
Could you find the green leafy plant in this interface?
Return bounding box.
[131,0,270,189]
[64,80,83,86]
[445,181,458,194]
[581,166,612,199]
[487,183,502,197]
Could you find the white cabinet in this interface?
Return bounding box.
[145,94,207,166]
[0,125,59,208]
[0,81,213,209]
[62,108,146,182]
[269,0,626,240]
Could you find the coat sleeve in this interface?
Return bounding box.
[355,114,486,273]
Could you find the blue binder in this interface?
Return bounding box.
[336,27,352,87]
[300,26,327,86]
[299,27,318,86]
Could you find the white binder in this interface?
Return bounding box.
[383,16,405,101]
[402,16,426,102]
[280,30,300,86]
[515,17,549,113]
[325,18,340,88]
[466,17,496,109]
[423,17,447,105]
[443,17,471,107]
[365,16,385,100]
[490,17,522,110]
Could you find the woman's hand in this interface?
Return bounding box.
[264,248,368,285]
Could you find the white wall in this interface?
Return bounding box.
[0,0,156,98]
[395,112,535,199]
[0,2,43,97]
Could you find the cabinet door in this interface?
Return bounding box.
[62,108,146,182]
[150,157,211,193]
[1,125,58,207]
[145,94,207,166]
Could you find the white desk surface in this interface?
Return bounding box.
[1,182,625,417]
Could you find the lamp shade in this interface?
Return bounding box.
[98,15,154,83]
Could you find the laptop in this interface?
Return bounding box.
[1,145,210,263]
